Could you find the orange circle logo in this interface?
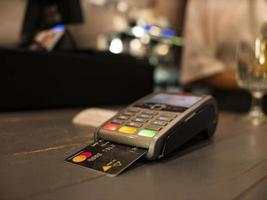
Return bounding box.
[72,151,93,163]
[72,155,87,163]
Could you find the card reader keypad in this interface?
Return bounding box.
[103,108,178,138]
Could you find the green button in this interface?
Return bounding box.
[138,129,156,138]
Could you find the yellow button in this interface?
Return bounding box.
[118,126,137,134]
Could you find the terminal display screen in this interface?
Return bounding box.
[145,94,202,108]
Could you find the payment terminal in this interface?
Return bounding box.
[95,93,218,160]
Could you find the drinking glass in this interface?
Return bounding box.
[236,39,267,125]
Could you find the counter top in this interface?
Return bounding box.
[1,109,267,200]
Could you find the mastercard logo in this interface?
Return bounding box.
[72,152,93,163]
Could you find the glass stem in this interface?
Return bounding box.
[249,91,264,118]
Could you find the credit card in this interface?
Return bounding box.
[65,140,147,176]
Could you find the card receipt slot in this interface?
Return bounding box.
[184,112,196,122]
[96,93,218,160]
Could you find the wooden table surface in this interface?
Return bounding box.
[1,108,267,200]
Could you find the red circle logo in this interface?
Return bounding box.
[72,151,93,163]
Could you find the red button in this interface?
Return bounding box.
[103,123,119,131]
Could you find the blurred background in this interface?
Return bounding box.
[0,0,186,48]
[0,0,189,110]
